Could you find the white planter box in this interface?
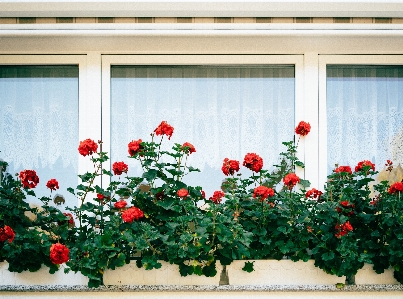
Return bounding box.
[0,262,88,286]
[103,261,223,285]
[0,260,399,287]
[226,260,345,285]
[355,263,398,285]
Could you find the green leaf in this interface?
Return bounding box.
[143,169,158,182]
[299,179,311,188]
[322,252,335,261]
[242,261,255,273]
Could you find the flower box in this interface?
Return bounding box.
[1,260,398,287]
[226,260,345,285]
[103,261,223,286]
[355,263,398,285]
[0,262,88,286]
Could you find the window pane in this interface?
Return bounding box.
[0,65,79,207]
[111,65,295,195]
[327,65,403,172]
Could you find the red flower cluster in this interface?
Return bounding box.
[78,138,98,156]
[128,139,143,157]
[0,225,15,243]
[388,182,403,194]
[182,142,196,155]
[283,173,300,190]
[335,221,353,238]
[243,153,263,173]
[253,186,275,202]
[355,160,375,172]
[114,200,127,209]
[210,191,225,204]
[19,170,39,189]
[122,206,144,223]
[305,188,323,200]
[49,243,69,264]
[334,166,352,174]
[295,121,311,136]
[177,188,189,198]
[200,190,206,198]
[46,178,59,191]
[154,121,174,140]
[336,201,355,216]
[63,213,74,225]
[222,158,240,176]
[112,161,128,175]
[96,193,106,202]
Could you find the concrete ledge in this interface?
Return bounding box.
[1,284,403,292]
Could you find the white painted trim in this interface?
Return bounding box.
[1,0,403,18]
[1,23,403,38]
[2,23,403,30]
[101,54,304,186]
[303,52,319,188]
[2,29,403,38]
[318,55,403,188]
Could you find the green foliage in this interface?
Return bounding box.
[2,123,403,288]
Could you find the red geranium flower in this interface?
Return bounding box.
[122,206,144,223]
[78,139,98,156]
[0,225,15,243]
[305,188,323,200]
[253,186,275,202]
[335,221,353,238]
[388,182,403,194]
[283,173,300,190]
[200,190,206,198]
[222,158,240,176]
[63,213,74,225]
[355,160,375,172]
[154,121,174,140]
[50,243,69,264]
[128,139,143,157]
[210,191,225,204]
[243,153,263,173]
[295,121,311,136]
[112,161,128,175]
[182,142,196,155]
[19,169,39,189]
[114,200,127,209]
[334,166,352,174]
[46,178,59,191]
[177,188,189,198]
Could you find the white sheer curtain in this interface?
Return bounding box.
[327,65,403,172]
[111,65,295,196]
[0,66,79,207]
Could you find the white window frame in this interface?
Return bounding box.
[318,54,403,187]
[101,54,309,187]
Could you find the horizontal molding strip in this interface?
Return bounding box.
[1,284,403,292]
[0,1,403,18]
[1,23,403,37]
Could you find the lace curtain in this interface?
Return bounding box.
[0,66,79,207]
[111,65,295,196]
[327,65,403,173]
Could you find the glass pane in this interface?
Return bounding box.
[0,65,79,207]
[111,65,295,196]
[326,65,403,173]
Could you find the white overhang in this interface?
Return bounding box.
[0,0,403,18]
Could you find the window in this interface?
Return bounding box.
[319,55,403,186]
[103,55,304,195]
[0,56,88,207]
